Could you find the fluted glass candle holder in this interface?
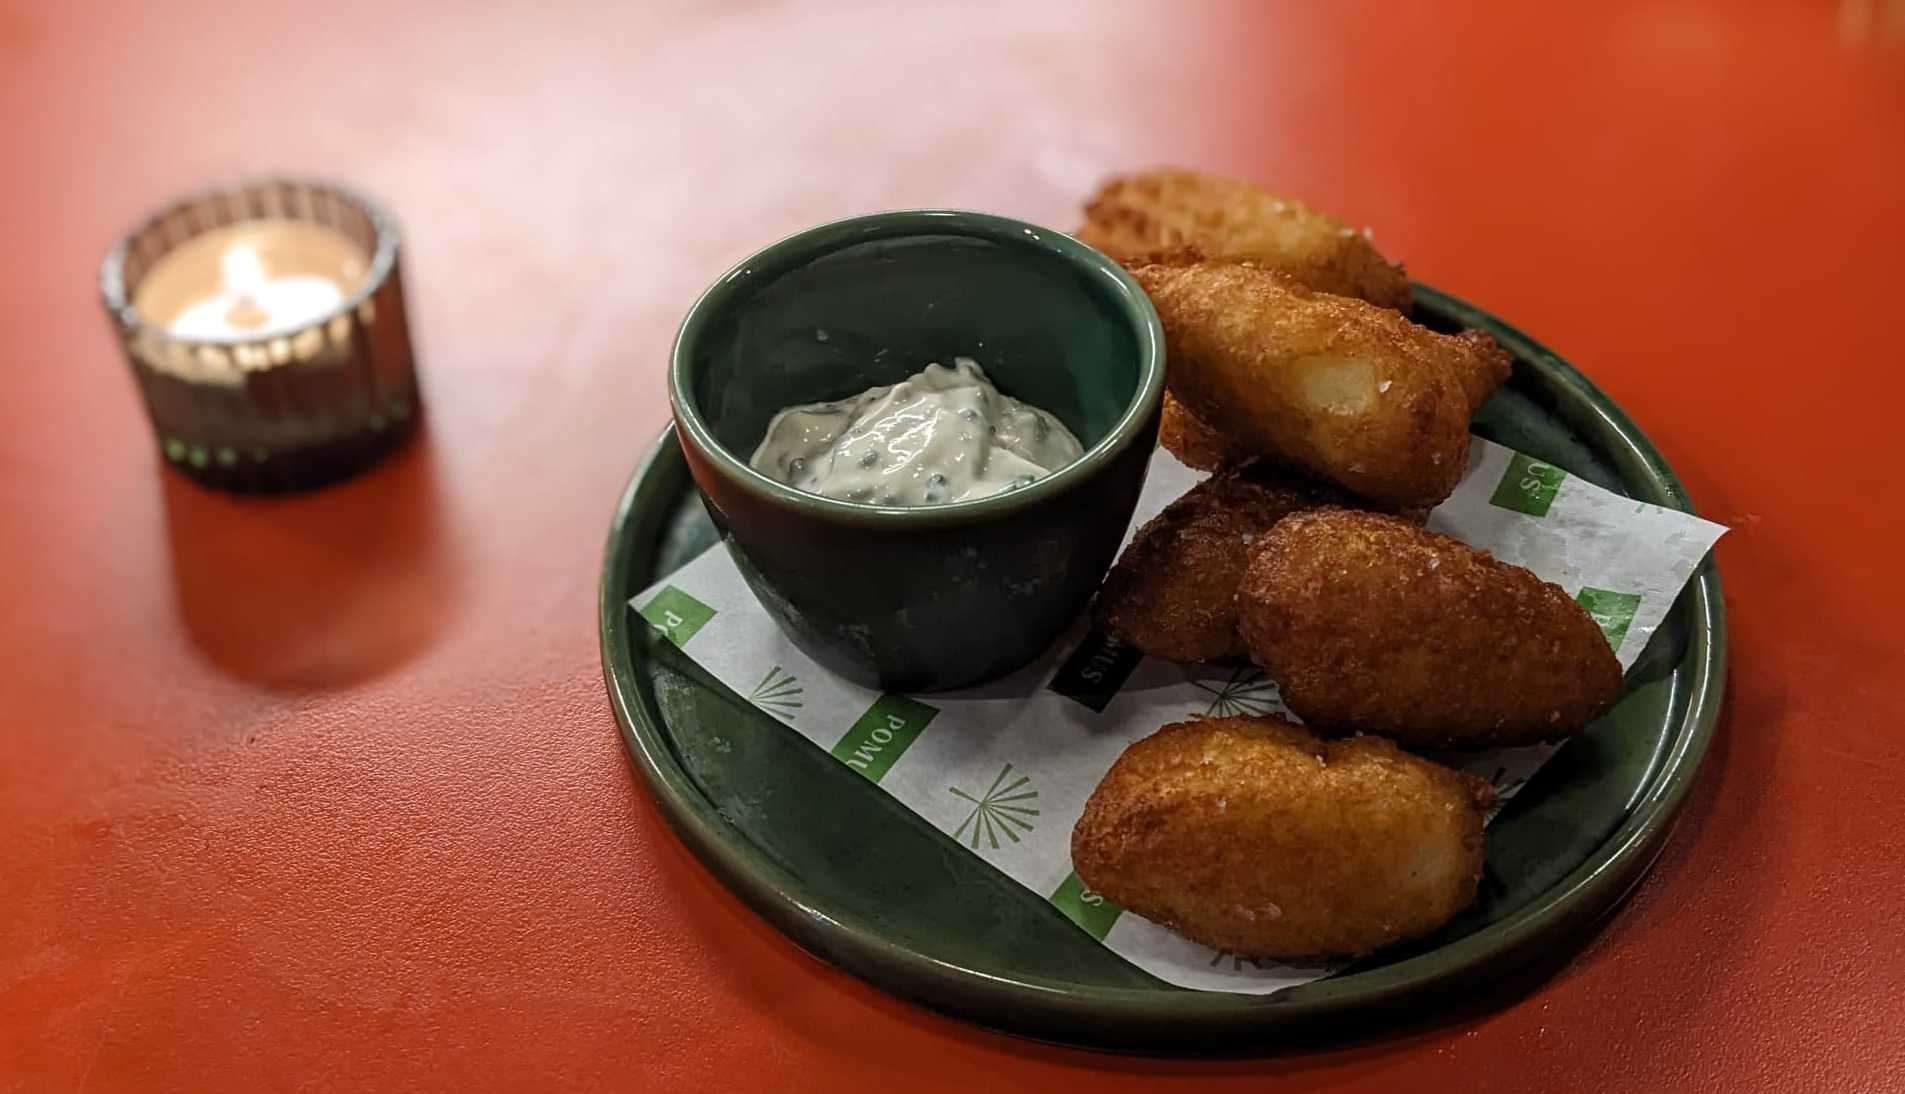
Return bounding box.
[100,179,420,491]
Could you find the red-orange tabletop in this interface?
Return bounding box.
[4,2,1902,1090]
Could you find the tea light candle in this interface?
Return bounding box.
[132,220,369,340]
[100,179,421,492]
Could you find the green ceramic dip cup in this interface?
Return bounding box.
[668,210,1165,692]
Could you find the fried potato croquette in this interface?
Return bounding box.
[1131,250,1511,413]
[1094,465,1369,663]
[1133,261,1493,508]
[1077,168,1413,311]
[1159,392,1246,471]
[1072,716,1492,959]
[1238,510,1624,748]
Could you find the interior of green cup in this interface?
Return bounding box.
[676,213,1152,491]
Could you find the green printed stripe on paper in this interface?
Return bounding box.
[1489,453,1568,517]
[638,585,716,648]
[1576,587,1642,650]
[830,694,938,783]
[1050,871,1123,941]
[1048,629,1143,713]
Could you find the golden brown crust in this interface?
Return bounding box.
[1132,261,1477,508]
[1237,510,1625,748]
[1158,392,1246,472]
[1071,716,1492,959]
[1093,465,1361,662]
[1077,168,1414,312]
[1448,329,1513,410]
[1113,247,1510,416]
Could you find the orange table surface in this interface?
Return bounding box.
[4,2,1902,1090]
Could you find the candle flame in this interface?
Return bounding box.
[221,243,269,296]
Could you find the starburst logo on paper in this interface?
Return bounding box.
[747,665,803,721]
[950,764,1040,851]
[1195,667,1282,718]
[1209,949,1266,972]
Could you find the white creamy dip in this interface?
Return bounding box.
[748,357,1084,506]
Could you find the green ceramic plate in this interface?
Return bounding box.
[598,285,1726,1051]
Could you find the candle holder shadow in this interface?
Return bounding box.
[160,425,457,691]
[101,178,421,492]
